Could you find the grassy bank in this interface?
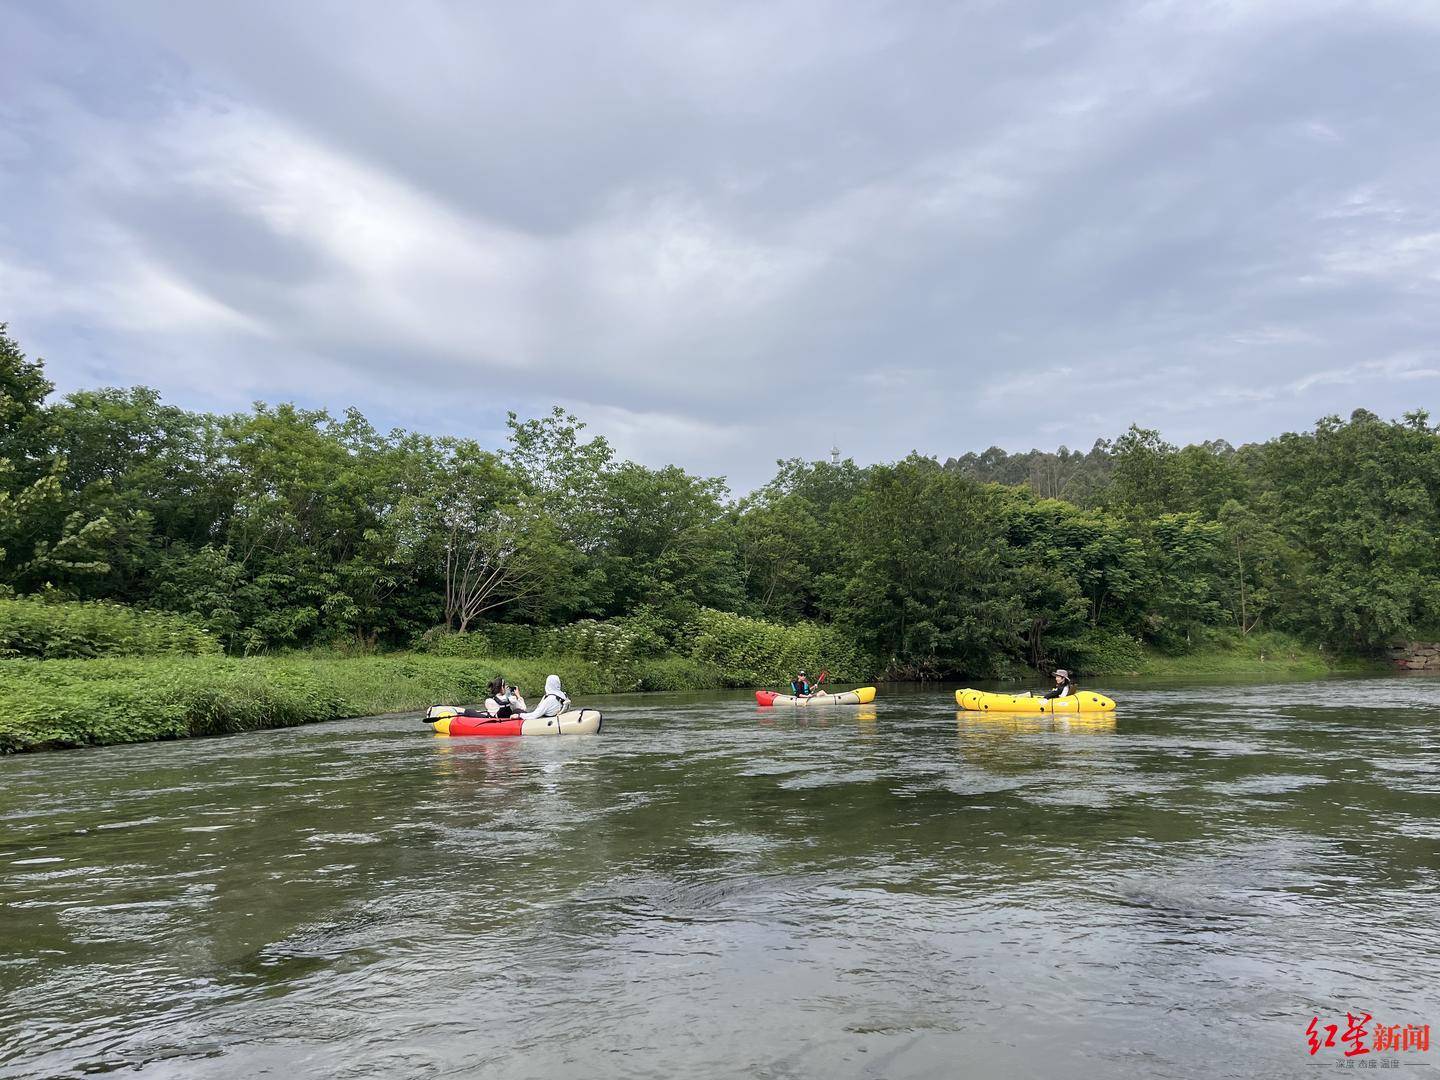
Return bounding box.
[1125,631,1380,677]
[0,605,878,753]
[0,627,1381,753]
[0,652,736,754]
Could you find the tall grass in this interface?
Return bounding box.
[0,604,877,753]
[0,652,732,753]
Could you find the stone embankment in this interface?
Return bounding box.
[1385,641,1440,670]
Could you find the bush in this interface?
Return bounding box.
[1058,627,1146,675]
[0,612,877,753]
[686,609,871,686]
[0,649,753,753]
[417,611,869,687]
[419,615,670,666]
[1129,628,1361,676]
[0,598,220,659]
[418,629,495,659]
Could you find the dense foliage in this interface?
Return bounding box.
[4,324,1436,676]
[0,597,218,658]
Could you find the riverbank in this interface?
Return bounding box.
[0,631,1380,753]
[0,653,733,753]
[1129,631,1381,678]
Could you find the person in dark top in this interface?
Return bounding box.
[1042,669,1076,699]
[790,670,813,697]
[484,676,526,717]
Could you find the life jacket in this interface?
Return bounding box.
[1043,677,1076,700]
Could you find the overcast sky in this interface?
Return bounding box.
[3,1,1439,490]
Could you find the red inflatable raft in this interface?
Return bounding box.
[425,705,603,736]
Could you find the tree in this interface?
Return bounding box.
[1216,497,1293,634]
[503,406,614,541]
[734,457,868,620]
[0,328,117,592]
[997,490,1097,667]
[1102,426,1178,518]
[390,440,560,632]
[0,324,52,467]
[591,463,743,622]
[836,456,1019,676]
[1251,409,1440,648]
[1146,512,1226,647]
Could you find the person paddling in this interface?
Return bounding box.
[520,674,571,720]
[1042,669,1076,700]
[790,670,814,698]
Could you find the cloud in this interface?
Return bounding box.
[1291,353,1440,394]
[3,0,1440,488]
[560,401,756,484]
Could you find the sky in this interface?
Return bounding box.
[3,0,1440,491]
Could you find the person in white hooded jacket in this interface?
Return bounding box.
[520,674,570,720]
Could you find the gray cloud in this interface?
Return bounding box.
[3,0,1440,489]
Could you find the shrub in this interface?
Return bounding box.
[419,630,495,659]
[0,598,220,659]
[1057,627,1146,675]
[0,657,350,751]
[419,614,668,665]
[686,609,871,685]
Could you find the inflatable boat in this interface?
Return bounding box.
[425,705,603,736]
[756,686,877,706]
[955,688,1115,713]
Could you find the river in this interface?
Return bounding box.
[2,676,1437,1079]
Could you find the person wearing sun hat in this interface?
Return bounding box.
[1042,668,1076,699]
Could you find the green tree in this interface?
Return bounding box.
[1255,409,1440,648]
[1146,512,1226,648]
[591,463,743,624]
[0,328,117,593]
[735,457,868,620]
[388,438,561,633]
[837,456,1019,676]
[1216,497,1294,634]
[1101,426,1178,518]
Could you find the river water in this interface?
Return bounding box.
[2,677,1437,1079]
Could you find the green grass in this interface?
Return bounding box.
[0,652,742,753]
[0,604,883,752]
[0,629,1382,754]
[1120,631,1380,677]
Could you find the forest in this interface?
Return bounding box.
[4,323,1439,682]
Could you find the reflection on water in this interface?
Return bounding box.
[957,710,1117,734]
[2,676,1438,1079]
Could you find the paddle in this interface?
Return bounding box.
[797,670,828,705]
[422,706,509,725]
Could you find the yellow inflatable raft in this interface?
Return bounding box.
[955,688,1116,713]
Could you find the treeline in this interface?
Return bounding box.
[4,325,1438,675]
